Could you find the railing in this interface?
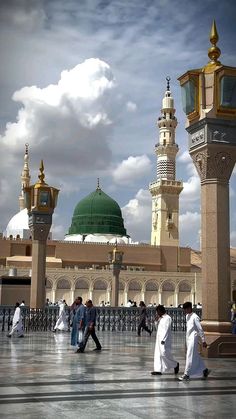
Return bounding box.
[0,306,202,333]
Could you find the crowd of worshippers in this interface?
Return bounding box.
[6,298,236,381]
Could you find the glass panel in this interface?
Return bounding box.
[39,191,50,207]
[181,80,196,114]
[220,76,236,108]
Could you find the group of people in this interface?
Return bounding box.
[70,297,102,352]
[10,297,236,381]
[149,302,210,381]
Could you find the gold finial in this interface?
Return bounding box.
[38,160,45,184]
[208,20,221,64]
[97,177,100,190]
[25,143,29,155]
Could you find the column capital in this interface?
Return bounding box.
[190,144,236,184]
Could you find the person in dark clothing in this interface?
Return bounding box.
[137,301,152,337]
[77,300,102,353]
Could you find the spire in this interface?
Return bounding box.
[166,76,171,91]
[208,20,221,64]
[37,160,46,185]
[97,177,101,190]
[19,143,31,211]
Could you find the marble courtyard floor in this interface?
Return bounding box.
[0,331,236,419]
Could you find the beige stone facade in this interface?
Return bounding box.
[0,236,235,307]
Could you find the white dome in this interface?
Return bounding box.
[109,237,125,244]
[64,234,83,242]
[84,234,108,243]
[5,209,31,239]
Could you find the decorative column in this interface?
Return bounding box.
[178,21,236,357]
[174,290,178,307]
[106,286,111,304]
[123,285,128,306]
[140,285,145,302]
[108,244,124,307]
[71,288,75,305]
[89,286,93,300]
[158,289,162,305]
[24,161,59,309]
[52,288,56,304]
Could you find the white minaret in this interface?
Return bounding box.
[19,143,31,211]
[149,78,183,246]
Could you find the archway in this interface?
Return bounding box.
[75,278,90,304]
[128,279,142,305]
[45,279,53,303]
[93,279,108,306]
[55,278,71,304]
[178,281,192,305]
[161,281,175,307]
[145,280,159,306]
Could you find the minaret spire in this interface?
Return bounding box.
[149,80,183,246]
[19,143,31,211]
[166,76,170,91]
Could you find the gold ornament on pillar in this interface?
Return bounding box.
[208,20,221,65]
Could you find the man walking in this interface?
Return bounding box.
[7,302,24,338]
[71,296,85,348]
[137,301,152,337]
[179,301,210,381]
[151,305,179,375]
[77,300,102,353]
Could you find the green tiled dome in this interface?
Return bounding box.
[68,187,127,236]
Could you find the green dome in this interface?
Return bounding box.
[68,187,127,236]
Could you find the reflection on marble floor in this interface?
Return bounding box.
[0,331,236,418]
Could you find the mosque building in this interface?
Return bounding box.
[1,81,235,306]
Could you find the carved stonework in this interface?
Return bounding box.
[188,117,236,151]
[191,146,235,182]
[29,223,51,241]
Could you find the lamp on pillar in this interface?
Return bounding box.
[178,21,236,357]
[24,160,59,309]
[108,243,124,307]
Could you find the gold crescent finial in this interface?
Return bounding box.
[208,20,221,64]
[25,143,29,155]
[38,160,45,184]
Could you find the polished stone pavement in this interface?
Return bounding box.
[0,330,236,419]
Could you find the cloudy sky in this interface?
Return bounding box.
[0,0,236,249]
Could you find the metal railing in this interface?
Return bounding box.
[0,306,202,333]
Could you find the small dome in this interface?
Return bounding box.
[68,187,127,237]
[5,209,31,239]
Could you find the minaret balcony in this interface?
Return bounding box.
[149,179,183,195]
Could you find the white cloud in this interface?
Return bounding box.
[113,155,152,185]
[0,58,127,232]
[122,189,151,242]
[126,101,137,112]
[179,211,201,249]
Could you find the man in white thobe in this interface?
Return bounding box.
[54,300,68,332]
[179,301,210,381]
[151,305,179,376]
[7,302,24,338]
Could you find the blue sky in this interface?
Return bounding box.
[0,0,236,248]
